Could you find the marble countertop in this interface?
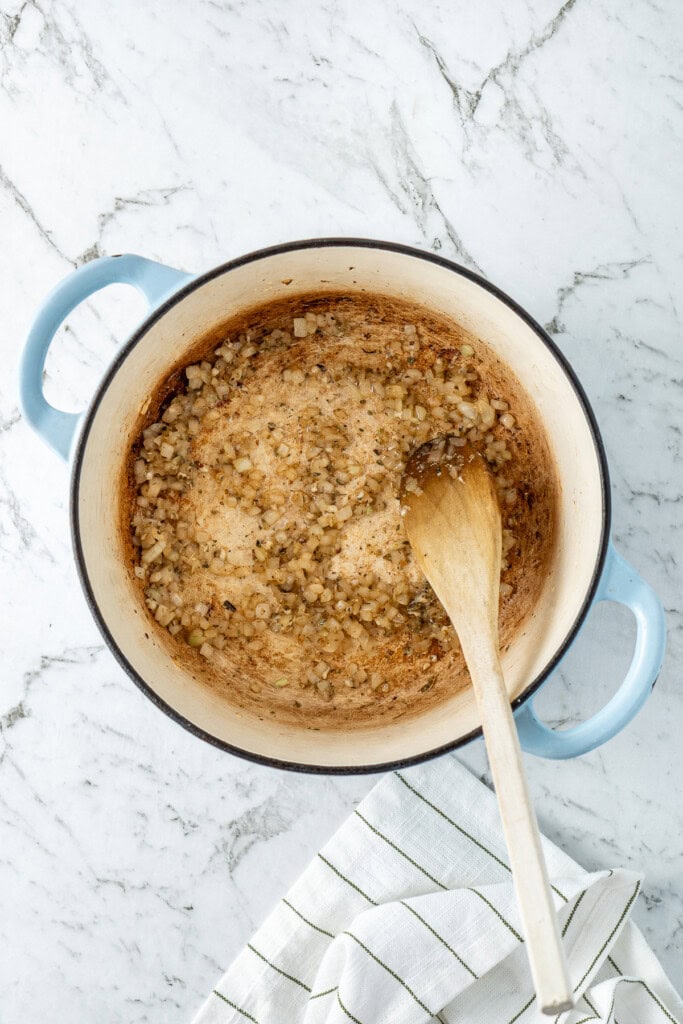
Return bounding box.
[1,0,682,1019]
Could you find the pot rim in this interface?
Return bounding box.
[70,237,611,774]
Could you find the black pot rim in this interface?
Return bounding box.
[70,237,611,775]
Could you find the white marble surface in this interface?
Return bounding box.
[1,0,682,1019]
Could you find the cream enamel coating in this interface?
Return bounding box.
[75,244,604,769]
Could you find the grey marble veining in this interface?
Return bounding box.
[1,0,682,1020]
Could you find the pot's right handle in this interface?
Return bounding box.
[19,254,193,460]
[515,544,666,759]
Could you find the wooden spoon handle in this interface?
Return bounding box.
[468,647,573,1015]
[399,438,572,1012]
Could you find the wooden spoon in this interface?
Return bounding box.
[400,435,572,1016]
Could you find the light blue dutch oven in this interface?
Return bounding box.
[19,241,666,772]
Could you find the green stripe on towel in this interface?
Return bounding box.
[396,773,512,872]
[393,774,569,905]
[399,900,478,978]
[562,888,587,937]
[247,943,311,992]
[309,986,338,1000]
[342,930,433,1015]
[282,898,335,938]
[574,882,641,991]
[355,810,447,889]
[317,853,378,905]
[506,994,535,1023]
[617,979,679,1024]
[395,774,568,900]
[337,991,366,1024]
[466,887,524,943]
[212,990,261,1023]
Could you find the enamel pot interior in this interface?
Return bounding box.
[72,242,607,771]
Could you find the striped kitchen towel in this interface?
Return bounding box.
[193,755,682,1024]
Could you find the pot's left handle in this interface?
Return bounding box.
[19,254,193,460]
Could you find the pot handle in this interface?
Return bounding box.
[515,544,666,759]
[19,254,193,460]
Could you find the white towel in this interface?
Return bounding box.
[193,755,682,1024]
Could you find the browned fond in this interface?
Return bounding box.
[122,292,558,731]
